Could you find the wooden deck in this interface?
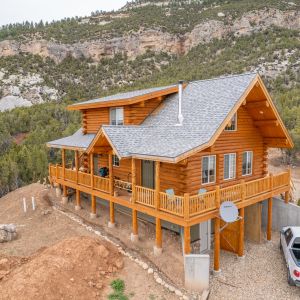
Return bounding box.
[49,164,290,227]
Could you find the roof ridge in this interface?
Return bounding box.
[187,72,257,85]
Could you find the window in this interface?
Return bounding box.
[202,155,216,184]
[110,107,124,125]
[242,151,253,176]
[224,153,236,180]
[112,155,120,167]
[225,113,237,131]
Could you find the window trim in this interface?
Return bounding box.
[242,151,253,177]
[201,155,217,185]
[109,107,124,126]
[223,153,236,181]
[112,154,120,167]
[224,112,237,132]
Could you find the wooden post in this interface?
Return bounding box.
[285,168,291,204]
[155,161,160,210]
[267,197,272,241]
[55,163,59,180]
[184,226,191,254]
[238,207,245,257]
[75,189,81,210]
[132,159,136,203]
[90,153,94,189]
[154,217,162,255]
[184,193,190,221]
[241,179,245,201]
[109,201,115,227]
[214,185,221,272]
[132,209,138,235]
[91,195,96,215]
[62,149,66,180]
[269,173,273,195]
[75,150,79,184]
[108,153,114,196]
[62,185,67,197]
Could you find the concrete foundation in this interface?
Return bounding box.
[90,213,97,219]
[108,221,116,228]
[61,196,68,204]
[75,205,81,211]
[213,269,221,276]
[153,246,163,256]
[130,233,139,242]
[55,187,61,197]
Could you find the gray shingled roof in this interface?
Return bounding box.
[69,84,176,107]
[47,129,95,149]
[102,72,257,160]
[47,72,257,160]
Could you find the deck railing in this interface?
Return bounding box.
[49,164,290,220]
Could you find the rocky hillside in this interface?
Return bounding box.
[0,0,299,196]
[0,0,299,109]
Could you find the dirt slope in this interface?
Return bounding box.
[0,236,123,300]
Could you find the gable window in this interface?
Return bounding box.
[202,155,216,184]
[242,151,253,176]
[224,153,236,180]
[112,155,120,167]
[225,113,237,131]
[110,107,124,125]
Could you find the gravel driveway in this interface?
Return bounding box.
[210,231,300,299]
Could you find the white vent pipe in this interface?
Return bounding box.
[176,80,184,126]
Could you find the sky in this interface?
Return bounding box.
[0,0,128,26]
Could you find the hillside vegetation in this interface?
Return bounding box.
[0,0,299,196]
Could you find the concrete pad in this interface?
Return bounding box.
[75,205,81,211]
[130,233,139,242]
[90,213,97,219]
[213,269,221,276]
[153,246,163,256]
[61,196,68,204]
[108,221,115,228]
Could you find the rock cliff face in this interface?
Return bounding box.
[0,9,299,63]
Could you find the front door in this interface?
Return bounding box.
[141,160,155,189]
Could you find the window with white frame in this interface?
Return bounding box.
[225,113,237,131]
[112,155,120,167]
[242,151,253,176]
[110,107,124,125]
[202,155,216,184]
[224,153,236,180]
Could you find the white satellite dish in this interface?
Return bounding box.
[219,201,239,223]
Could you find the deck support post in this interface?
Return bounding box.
[238,207,245,257]
[284,168,291,203]
[90,194,96,219]
[154,217,162,255]
[267,197,272,241]
[183,226,191,255]
[75,150,79,184]
[75,189,81,211]
[108,201,115,228]
[108,153,114,196]
[62,185,68,204]
[131,159,136,203]
[214,186,221,273]
[62,149,66,180]
[90,153,94,189]
[131,209,138,242]
[155,161,160,209]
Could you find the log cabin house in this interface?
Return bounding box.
[47,72,293,272]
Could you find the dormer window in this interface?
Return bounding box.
[110,107,124,125]
[225,113,237,131]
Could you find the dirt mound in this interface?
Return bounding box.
[0,236,124,300]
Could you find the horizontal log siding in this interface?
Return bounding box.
[82,98,162,133]
[185,106,266,194]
